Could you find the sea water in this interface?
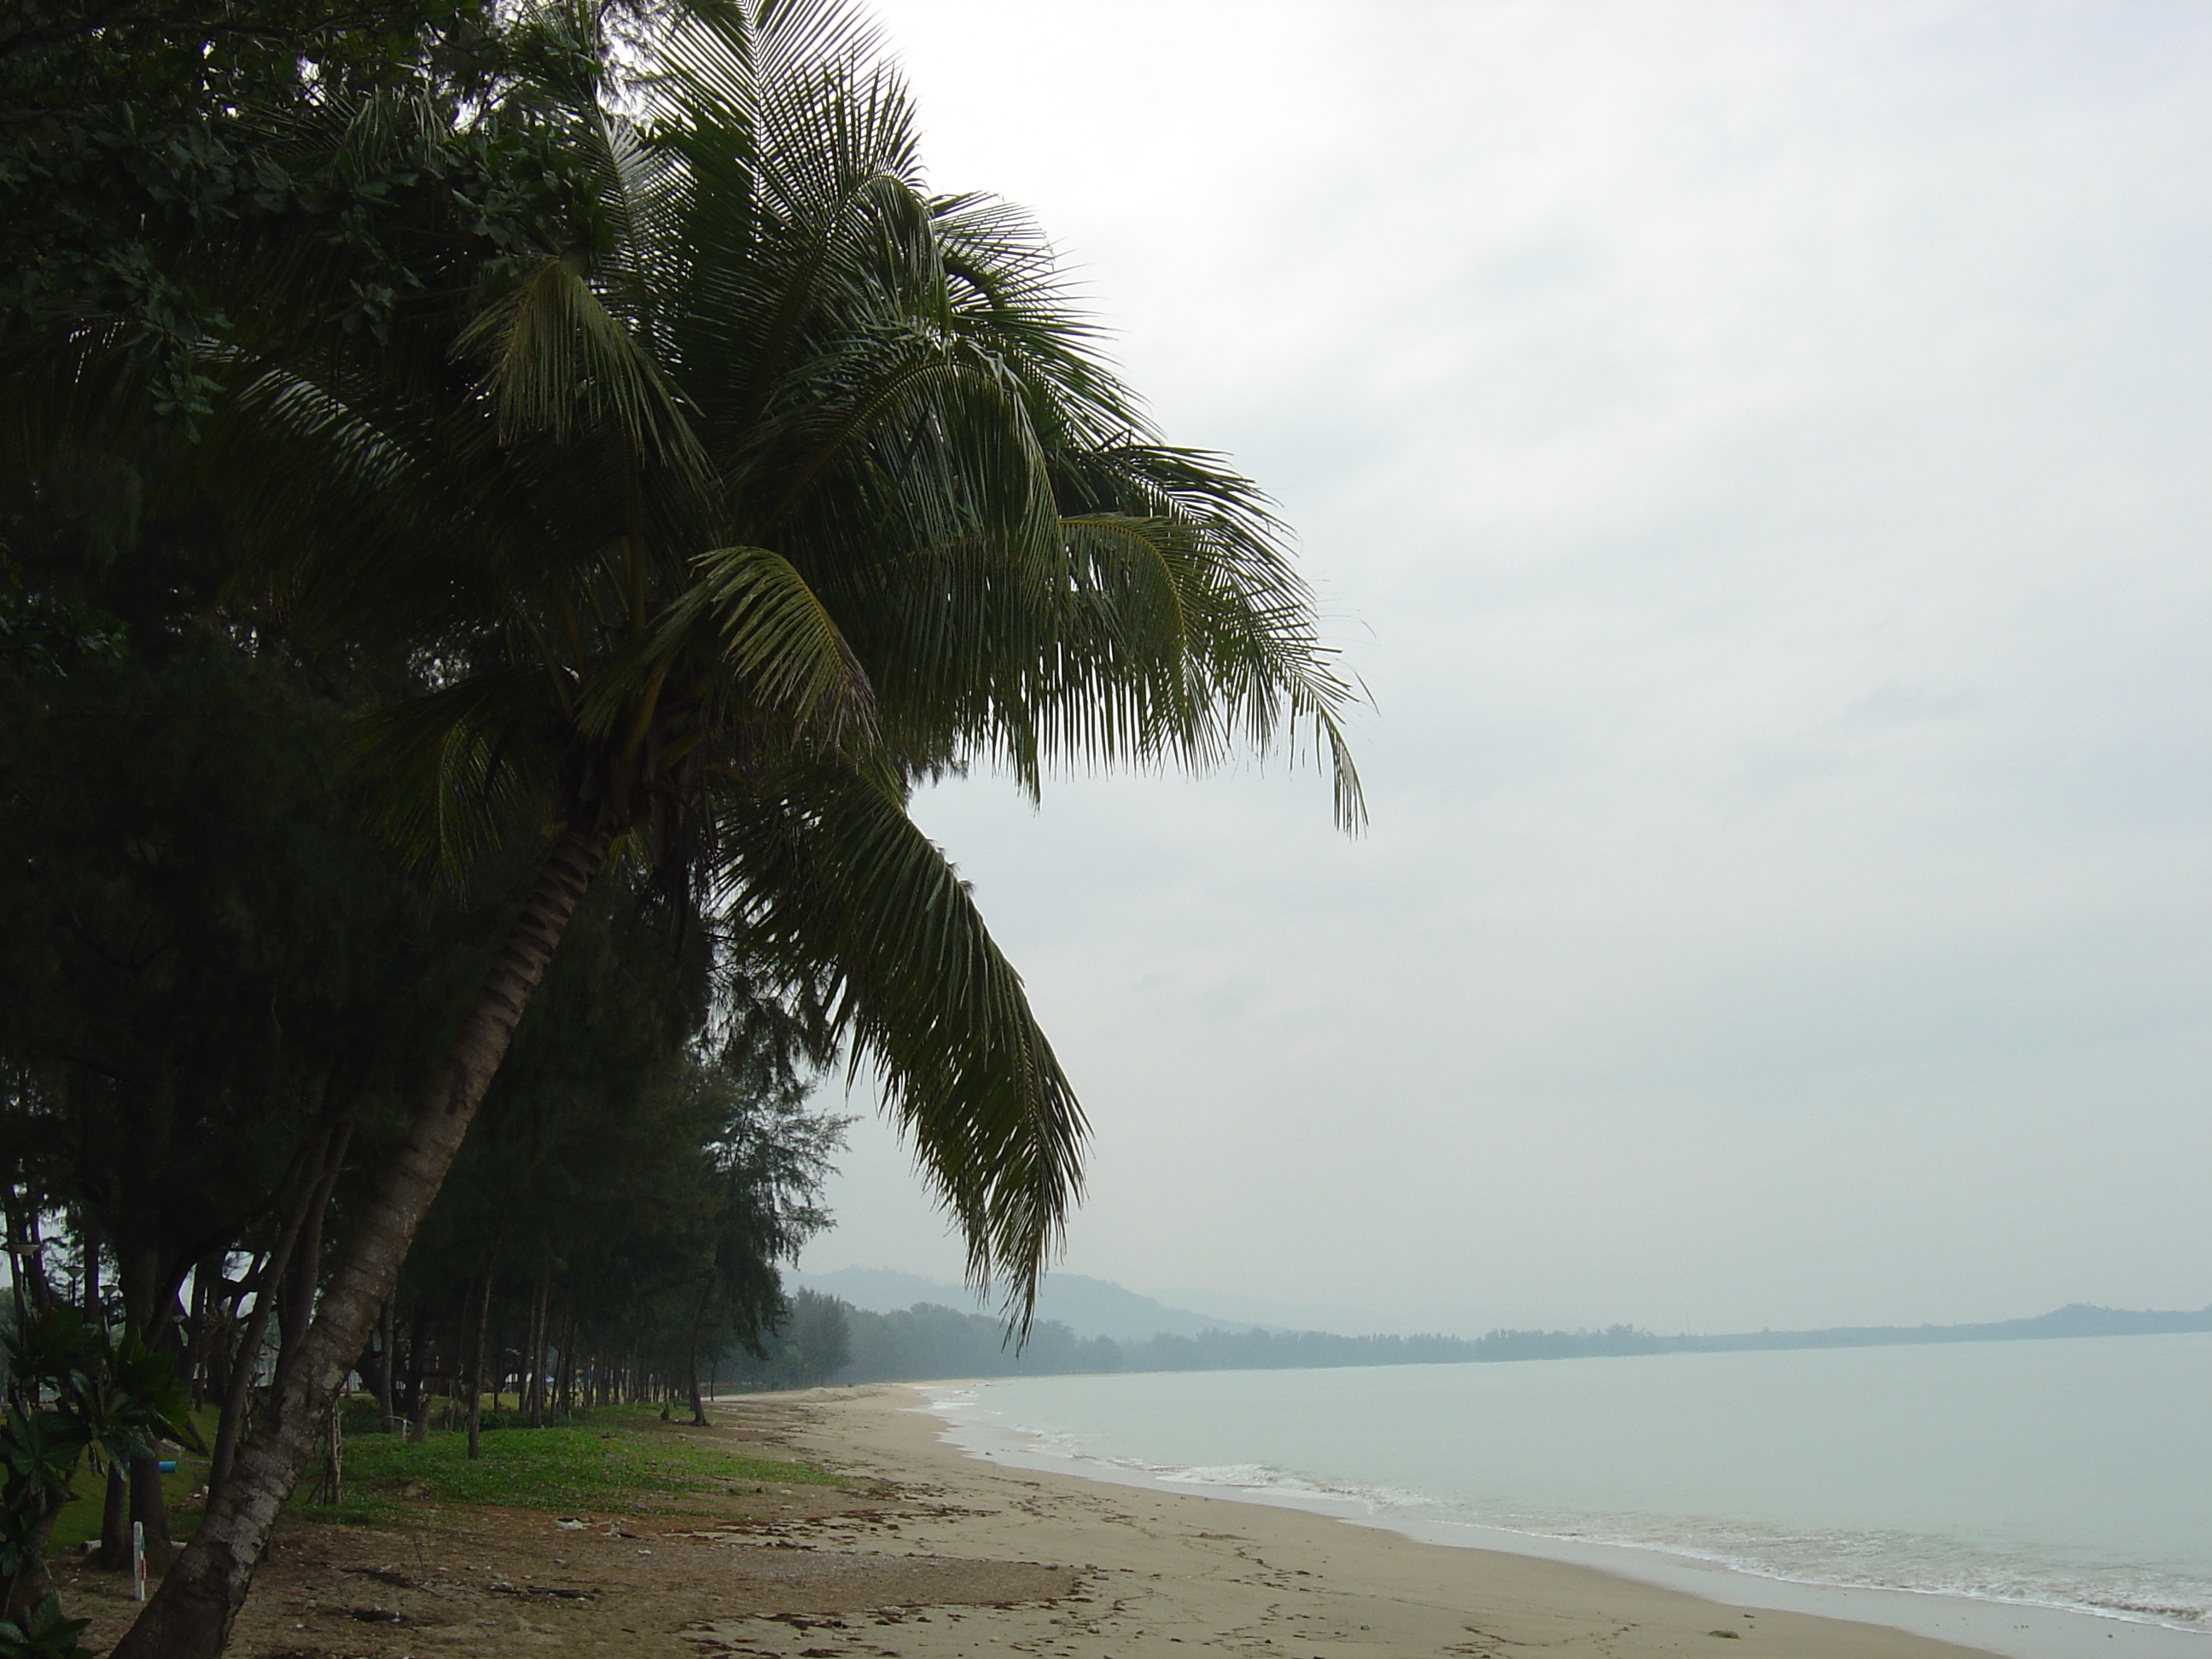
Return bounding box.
[923,1332,2212,1657]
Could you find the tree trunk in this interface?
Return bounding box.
[524,1282,539,1426]
[97,1463,130,1571]
[115,1239,180,1558]
[555,1298,576,1419]
[525,1280,545,1429]
[5,1200,53,1314]
[3,1198,36,1324]
[111,823,609,1659]
[686,1278,713,1427]
[3,1482,73,1619]
[271,1109,355,1403]
[79,1219,101,1324]
[202,1266,246,1419]
[464,1262,495,1460]
[184,1254,218,1409]
[208,1131,333,1499]
[316,1406,342,1506]
[130,1456,172,1563]
[401,1293,431,1435]
[376,1296,397,1434]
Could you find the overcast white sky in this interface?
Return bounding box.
[796,0,2212,1335]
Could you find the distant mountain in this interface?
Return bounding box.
[737,1291,2212,1388]
[1674,1301,2212,1354]
[791,1267,973,1318]
[794,1270,2212,1365]
[793,1267,1255,1342]
[1028,1274,1259,1341]
[1144,1285,1414,1337]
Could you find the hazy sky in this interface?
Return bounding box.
[796,1,2212,1335]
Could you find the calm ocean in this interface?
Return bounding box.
[923,1332,2212,1658]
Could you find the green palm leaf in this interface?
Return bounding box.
[457,250,708,480]
[713,756,1083,1321]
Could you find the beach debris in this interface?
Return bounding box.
[342,1565,412,1589]
[490,1580,596,1601]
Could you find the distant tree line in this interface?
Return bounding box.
[721,1297,2212,1388]
[721,1300,1669,1386]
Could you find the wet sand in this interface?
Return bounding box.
[752,1383,1998,1659]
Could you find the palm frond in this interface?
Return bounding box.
[713,755,1084,1323]
[457,252,709,481]
[684,542,877,740]
[347,667,565,881]
[578,543,877,748]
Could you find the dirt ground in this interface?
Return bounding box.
[57,1394,1083,1659]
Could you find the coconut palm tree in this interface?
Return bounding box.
[111,2,1359,1650]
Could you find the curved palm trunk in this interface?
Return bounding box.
[112,823,609,1659]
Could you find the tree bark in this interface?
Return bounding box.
[115,1237,181,1558]
[111,823,609,1659]
[375,1295,396,1433]
[3,1482,73,1619]
[403,1295,432,1441]
[184,1254,218,1409]
[525,1279,546,1429]
[6,1201,53,1314]
[555,1297,576,1419]
[130,1455,172,1563]
[316,1405,342,1506]
[207,1126,335,1499]
[97,1462,129,1571]
[79,1218,101,1324]
[201,1262,248,1423]
[464,1262,495,1460]
[686,1278,713,1427]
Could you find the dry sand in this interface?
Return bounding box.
[61,1382,1996,1657]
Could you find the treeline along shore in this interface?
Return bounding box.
[727,1292,2212,1388]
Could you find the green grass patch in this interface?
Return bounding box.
[326,1421,836,1514]
[42,1403,831,1543]
[47,1459,207,1554]
[45,1405,216,1553]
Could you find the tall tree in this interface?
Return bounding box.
[70,3,1360,1651]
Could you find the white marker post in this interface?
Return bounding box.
[131,1521,145,1601]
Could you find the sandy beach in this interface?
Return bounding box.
[750,1384,1998,1659]
[61,1382,2001,1657]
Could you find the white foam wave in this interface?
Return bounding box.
[917,1387,2212,1639]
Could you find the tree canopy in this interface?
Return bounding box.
[1,2,1360,1652]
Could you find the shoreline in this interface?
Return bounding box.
[891,1380,2209,1659]
[66,1382,2192,1657]
[765,1383,1999,1658]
